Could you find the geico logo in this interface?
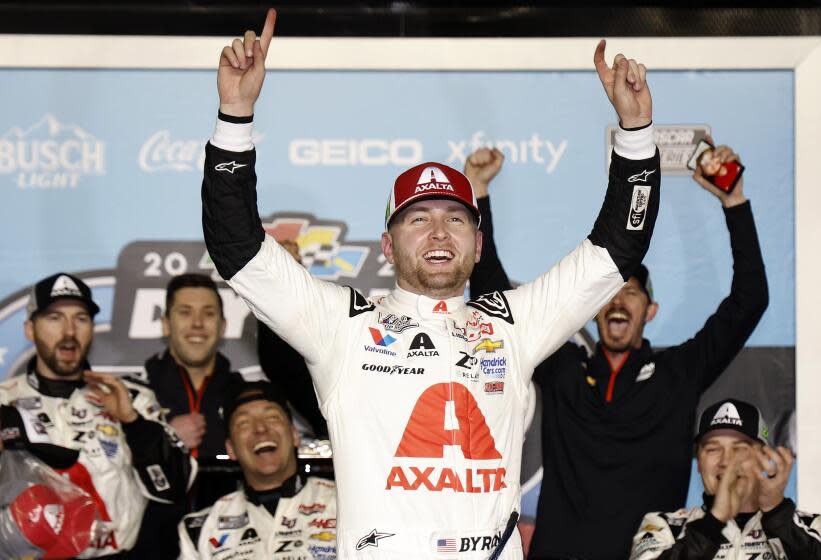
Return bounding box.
[460,533,502,552]
[414,183,454,194]
[361,364,424,375]
[289,139,422,166]
[385,466,507,493]
[0,140,105,174]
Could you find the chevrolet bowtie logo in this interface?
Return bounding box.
[473,339,503,354]
[628,169,656,183]
[214,161,248,174]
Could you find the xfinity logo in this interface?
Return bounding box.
[289,138,422,166]
[0,114,105,189]
[447,131,567,174]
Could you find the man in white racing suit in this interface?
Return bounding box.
[178,380,337,559]
[202,9,660,559]
[0,272,196,559]
[629,399,821,559]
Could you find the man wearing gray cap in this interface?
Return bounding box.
[629,399,821,559]
[0,272,196,559]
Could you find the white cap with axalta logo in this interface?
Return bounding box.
[385,162,480,229]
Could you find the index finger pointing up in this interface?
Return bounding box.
[260,8,277,58]
[593,39,609,79]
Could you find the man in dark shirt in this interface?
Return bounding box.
[134,273,243,559]
[466,141,768,560]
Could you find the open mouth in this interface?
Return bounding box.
[56,341,79,361]
[423,249,454,264]
[185,335,207,344]
[605,310,631,338]
[253,441,279,456]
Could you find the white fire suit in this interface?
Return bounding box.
[178,475,337,559]
[0,366,196,557]
[201,116,660,559]
[629,498,821,559]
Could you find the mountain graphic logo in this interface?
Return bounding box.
[369,327,396,347]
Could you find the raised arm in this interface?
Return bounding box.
[201,10,351,400]
[674,141,769,391]
[465,148,513,298]
[495,40,660,373]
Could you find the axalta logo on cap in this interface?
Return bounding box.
[416,166,452,191]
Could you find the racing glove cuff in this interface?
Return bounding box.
[614,122,655,161]
[212,113,254,152]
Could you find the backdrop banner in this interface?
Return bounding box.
[0,67,795,514]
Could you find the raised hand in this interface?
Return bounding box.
[464,148,505,198]
[593,39,652,129]
[755,446,794,512]
[83,371,139,424]
[711,454,757,522]
[692,135,748,208]
[218,8,277,117]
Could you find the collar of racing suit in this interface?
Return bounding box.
[26,356,88,398]
[243,471,305,516]
[385,284,467,319]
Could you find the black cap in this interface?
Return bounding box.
[27,273,100,319]
[222,379,292,429]
[695,398,769,446]
[631,264,653,301]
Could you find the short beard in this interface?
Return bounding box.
[36,337,90,378]
[397,258,472,298]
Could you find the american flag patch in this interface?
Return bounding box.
[437,538,458,553]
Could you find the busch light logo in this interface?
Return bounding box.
[138,131,206,173]
[0,114,105,189]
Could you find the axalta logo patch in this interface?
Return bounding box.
[711,402,743,426]
[386,383,506,493]
[407,332,438,358]
[0,114,105,189]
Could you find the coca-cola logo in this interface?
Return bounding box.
[138,131,206,173]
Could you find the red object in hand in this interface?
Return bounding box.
[9,484,63,550]
[43,494,97,559]
[713,160,742,192]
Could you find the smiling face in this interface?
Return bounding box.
[381,199,482,299]
[698,148,722,176]
[25,300,94,380]
[162,287,225,371]
[595,277,658,353]
[697,431,762,508]
[226,398,299,491]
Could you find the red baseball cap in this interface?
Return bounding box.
[385,162,480,228]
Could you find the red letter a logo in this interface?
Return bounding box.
[394,382,501,459]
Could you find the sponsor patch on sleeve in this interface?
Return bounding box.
[467,291,514,325]
[146,464,170,492]
[626,185,651,231]
[348,286,375,317]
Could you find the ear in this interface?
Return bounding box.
[381,232,395,265]
[219,316,227,339]
[474,230,483,263]
[644,302,659,324]
[24,320,34,343]
[291,426,301,449]
[225,438,237,461]
[161,315,170,338]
